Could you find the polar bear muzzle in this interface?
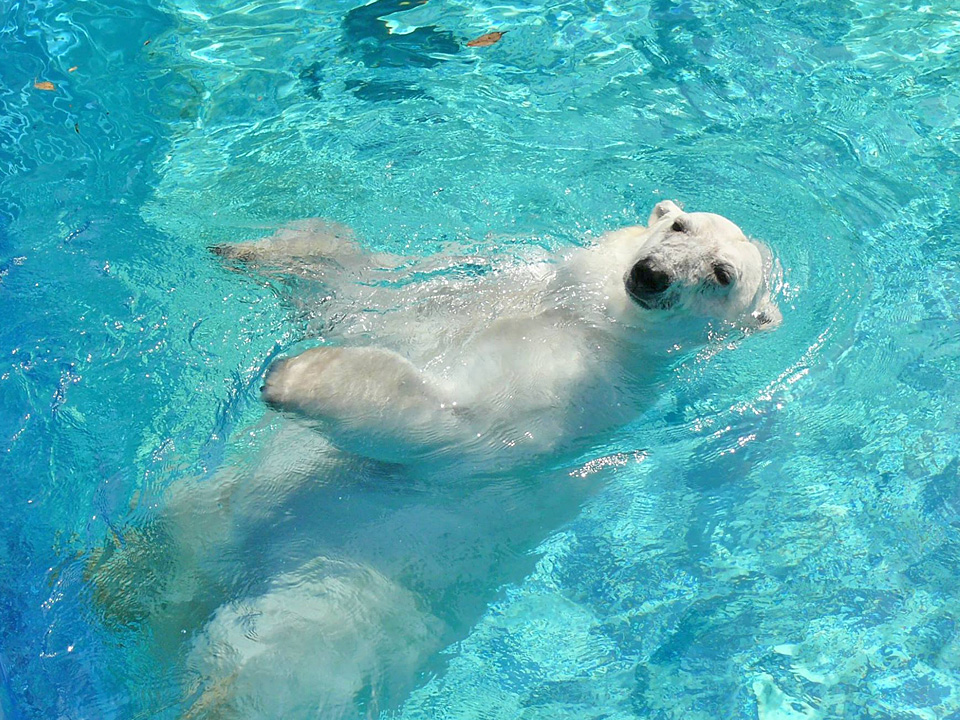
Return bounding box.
[624,257,676,309]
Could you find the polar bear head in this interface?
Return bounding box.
[623,200,781,329]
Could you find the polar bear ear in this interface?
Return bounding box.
[744,238,783,331]
[749,300,783,331]
[648,200,682,226]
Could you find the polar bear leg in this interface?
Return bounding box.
[209,219,362,265]
[87,424,358,644]
[261,347,463,462]
[184,558,445,720]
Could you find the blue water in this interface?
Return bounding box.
[2,0,960,716]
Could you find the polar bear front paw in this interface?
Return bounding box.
[260,346,464,462]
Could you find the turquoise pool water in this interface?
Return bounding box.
[2,0,960,716]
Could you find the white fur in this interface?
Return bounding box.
[259,200,780,466]
[96,201,780,718]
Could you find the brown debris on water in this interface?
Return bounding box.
[466,31,505,48]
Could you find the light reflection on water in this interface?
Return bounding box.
[1,0,960,716]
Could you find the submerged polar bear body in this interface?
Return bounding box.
[93,200,780,718]
[257,199,780,466]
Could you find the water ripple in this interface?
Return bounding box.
[4,0,960,717]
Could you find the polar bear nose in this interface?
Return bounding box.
[627,258,672,296]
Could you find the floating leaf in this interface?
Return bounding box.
[74,123,80,134]
[34,80,56,91]
[466,31,505,48]
[68,66,78,73]
[143,39,151,46]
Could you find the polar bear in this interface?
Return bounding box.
[252,199,780,467]
[92,200,780,718]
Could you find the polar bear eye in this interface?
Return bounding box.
[712,263,735,286]
[670,219,686,233]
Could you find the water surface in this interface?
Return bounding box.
[1,0,960,717]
